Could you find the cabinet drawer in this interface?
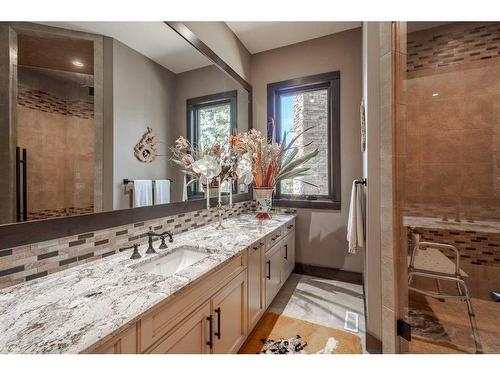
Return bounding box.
[140,253,246,352]
[90,323,137,354]
[284,219,295,235]
[147,301,211,354]
[266,227,283,251]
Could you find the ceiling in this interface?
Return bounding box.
[225,22,362,54]
[38,22,213,74]
[407,22,451,33]
[18,33,94,75]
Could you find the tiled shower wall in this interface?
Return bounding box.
[405,22,500,221]
[17,67,95,221]
[407,22,500,72]
[413,227,500,268]
[0,202,253,289]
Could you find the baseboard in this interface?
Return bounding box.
[293,263,363,285]
[365,332,383,354]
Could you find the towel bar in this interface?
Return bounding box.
[123,178,172,184]
[355,178,367,186]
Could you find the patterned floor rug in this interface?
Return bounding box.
[238,312,362,354]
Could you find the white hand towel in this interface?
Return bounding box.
[133,180,153,208]
[182,175,188,202]
[347,180,365,254]
[154,180,171,205]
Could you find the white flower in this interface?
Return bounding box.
[192,155,221,179]
[236,153,253,185]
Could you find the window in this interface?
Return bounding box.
[267,71,340,209]
[187,90,237,150]
[187,90,237,196]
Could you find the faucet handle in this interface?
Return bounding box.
[159,236,168,249]
[119,244,142,259]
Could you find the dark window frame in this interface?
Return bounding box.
[267,71,341,210]
[186,90,238,199]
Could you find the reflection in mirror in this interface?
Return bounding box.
[0,22,250,225]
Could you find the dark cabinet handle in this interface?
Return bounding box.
[253,242,264,250]
[266,260,271,280]
[206,315,213,349]
[287,224,293,229]
[284,244,288,260]
[215,308,221,339]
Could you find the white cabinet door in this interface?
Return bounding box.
[281,230,295,282]
[212,270,248,354]
[247,242,265,331]
[265,243,282,308]
[149,300,211,354]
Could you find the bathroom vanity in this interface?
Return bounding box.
[0,214,295,354]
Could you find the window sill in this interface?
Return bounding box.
[273,198,340,210]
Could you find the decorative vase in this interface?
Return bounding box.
[254,187,274,220]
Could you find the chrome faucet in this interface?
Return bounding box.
[147,226,174,254]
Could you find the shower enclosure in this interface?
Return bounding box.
[0,24,101,224]
[396,22,500,354]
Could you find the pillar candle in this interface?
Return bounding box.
[218,177,221,204]
[206,183,210,210]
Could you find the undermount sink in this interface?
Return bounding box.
[133,246,209,277]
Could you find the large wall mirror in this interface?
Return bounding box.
[0,22,251,232]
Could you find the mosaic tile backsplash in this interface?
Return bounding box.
[0,201,264,289]
[412,227,500,268]
[407,22,500,72]
[18,86,94,120]
[404,203,500,222]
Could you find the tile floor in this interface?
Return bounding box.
[267,273,366,352]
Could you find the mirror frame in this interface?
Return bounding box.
[0,21,253,250]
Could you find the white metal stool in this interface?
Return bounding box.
[408,238,483,353]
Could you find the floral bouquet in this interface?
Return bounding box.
[170,136,221,189]
[230,119,319,219]
[229,120,319,189]
[170,135,252,208]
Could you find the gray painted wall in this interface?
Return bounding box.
[172,65,249,201]
[112,40,176,210]
[250,28,364,273]
[183,22,252,82]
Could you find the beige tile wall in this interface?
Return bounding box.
[405,23,500,220]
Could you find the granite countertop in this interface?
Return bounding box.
[0,213,295,354]
[403,216,500,234]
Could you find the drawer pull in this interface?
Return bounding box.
[253,242,264,250]
[287,224,294,229]
[266,260,271,280]
[284,244,288,260]
[215,308,221,339]
[206,315,213,349]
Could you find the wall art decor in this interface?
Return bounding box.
[134,127,158,163]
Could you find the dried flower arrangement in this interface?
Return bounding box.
[170,135,249,184]
[170,119,318,218]
[229,119,319,189]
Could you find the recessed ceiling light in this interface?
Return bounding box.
[309,98,315,103]
[432,93,439,97]
[72,59,84,67]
